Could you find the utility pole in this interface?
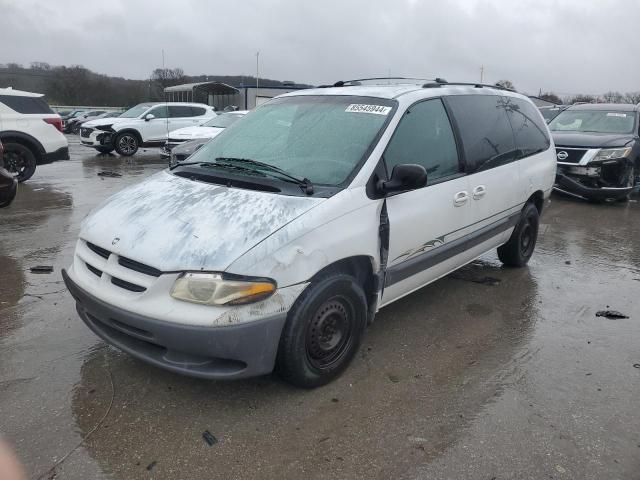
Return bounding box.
[256,51,260,100]
[480,65,484,83]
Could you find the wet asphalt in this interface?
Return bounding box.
[1,135,639,480]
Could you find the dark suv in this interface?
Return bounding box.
[549,103,639,202]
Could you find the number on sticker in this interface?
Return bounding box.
[345,104,392,115]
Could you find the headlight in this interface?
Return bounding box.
[170,272,276,306]
[593,147,632,161]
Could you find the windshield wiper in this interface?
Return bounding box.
[215,157,314,194]
[169,161,267,177]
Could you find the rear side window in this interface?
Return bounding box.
[191,107,206,116]
[169,106,194,118]
[505,97,550,158]
[0,95,53,114]
[445,95,516,172]
[384,99,460,184]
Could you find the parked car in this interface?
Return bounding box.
[62,80,555,387]
[0,141,18,207]
[160,111,248,159]
[0,87,69,182]
[539,105,568,123]
[80,102,217,155]
[549,103,640,202]
[74,111,121,133]
[64,110,108,134]
[166,138,209,166]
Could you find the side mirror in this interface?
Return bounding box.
[378,164,427,194]
[144,113,156,121]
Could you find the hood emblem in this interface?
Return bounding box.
[557,151,569,161]
[112,237,120,246]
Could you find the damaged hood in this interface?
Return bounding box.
[552,132,637,148]
[169,126,224,140]
[80,171,324,272]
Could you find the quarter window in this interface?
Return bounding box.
[445,95,517,172]
[384,99,460,184]
[505,97,550,158]
[0,95,53,114]
[191,107,206,116]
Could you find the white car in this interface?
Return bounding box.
[63,79,555,388]
[160,111,248,158]
[80,102,216,156]
[0,87,69,182]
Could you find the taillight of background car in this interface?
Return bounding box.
[43,117,63,133]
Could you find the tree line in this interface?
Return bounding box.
[0,62,309,107]
[495,79,640,105]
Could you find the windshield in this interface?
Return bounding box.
[184,95,396,186]
[120,104,155,118]
[202,113,245,128]
[549,110,636,134]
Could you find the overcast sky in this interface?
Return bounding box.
[2,0,638,95]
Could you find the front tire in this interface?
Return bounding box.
[114,132,139,156]
[3,142,37,182]
[497,202,539,267]
[71,123,81,134]
[276,273,368,388]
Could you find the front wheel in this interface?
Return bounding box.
[497,202,539,267]
[114,132,139,156]
[3,142,37,182]
[71,123,81,134]
[276,273,368,388]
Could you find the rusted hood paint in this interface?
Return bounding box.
[80,171,324,272]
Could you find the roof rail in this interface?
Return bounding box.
[421,81,515,92]
[318,77,435,88]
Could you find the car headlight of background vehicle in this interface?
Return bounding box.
[593,147,632,161]
[170,272,276,306]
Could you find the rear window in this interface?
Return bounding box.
[0,95,53,114]
[445,95,517,172]
[191,107,207,116]
[169,105,194,118]
[505,97,550,158]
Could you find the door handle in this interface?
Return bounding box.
[453,191,469,207]
[472,185,487,200]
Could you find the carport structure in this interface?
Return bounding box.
[164,82,240,111]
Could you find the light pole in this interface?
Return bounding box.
[255,51,260,102]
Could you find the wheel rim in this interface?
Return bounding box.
[306,297,354,370]
[118,135,137,155]
[3,150,27,178]
[520,218,535,257]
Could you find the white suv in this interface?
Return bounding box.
[80,102,216,156]
[0,87,69,182]
[62,79,555,388]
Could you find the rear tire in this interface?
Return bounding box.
[114,132,139,156]
[276,273,367,388]
[497,203,539,267]
[96,147,114,154]
[3,142,37,182]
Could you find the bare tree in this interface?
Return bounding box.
[30,62,51,71]
[623,92,640,104]
[539,92,562,104]
[602,91,624,103]
[495,79,515,91]
[567,94,596,104]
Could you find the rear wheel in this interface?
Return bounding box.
[498,202,539,267]
[3,142,37,182]
[114,132,139,156]
[277,273,367,388]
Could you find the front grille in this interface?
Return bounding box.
[118,256,161,277]
[87,242,110,259]
[555,147,586,164]
[81,240,161,294]
[111,277,147,292]
[81,127,93,138]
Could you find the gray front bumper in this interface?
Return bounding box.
[62,269,287,380]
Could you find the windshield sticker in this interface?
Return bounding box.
[606,112,627,117]
[345,104,392,115]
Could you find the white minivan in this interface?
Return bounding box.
[63,79,556,388]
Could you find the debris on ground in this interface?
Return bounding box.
[202,430,218,446]
[451,271,502,286]
[97,171,122,178]
[633,364,640,369]
[146,461,157,471]
[30,265,54,274]
[595,310,629,319]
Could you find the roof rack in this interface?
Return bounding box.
[318,77,435,88]
[422,79,515,92]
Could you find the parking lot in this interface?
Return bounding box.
[1,135,639,479]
